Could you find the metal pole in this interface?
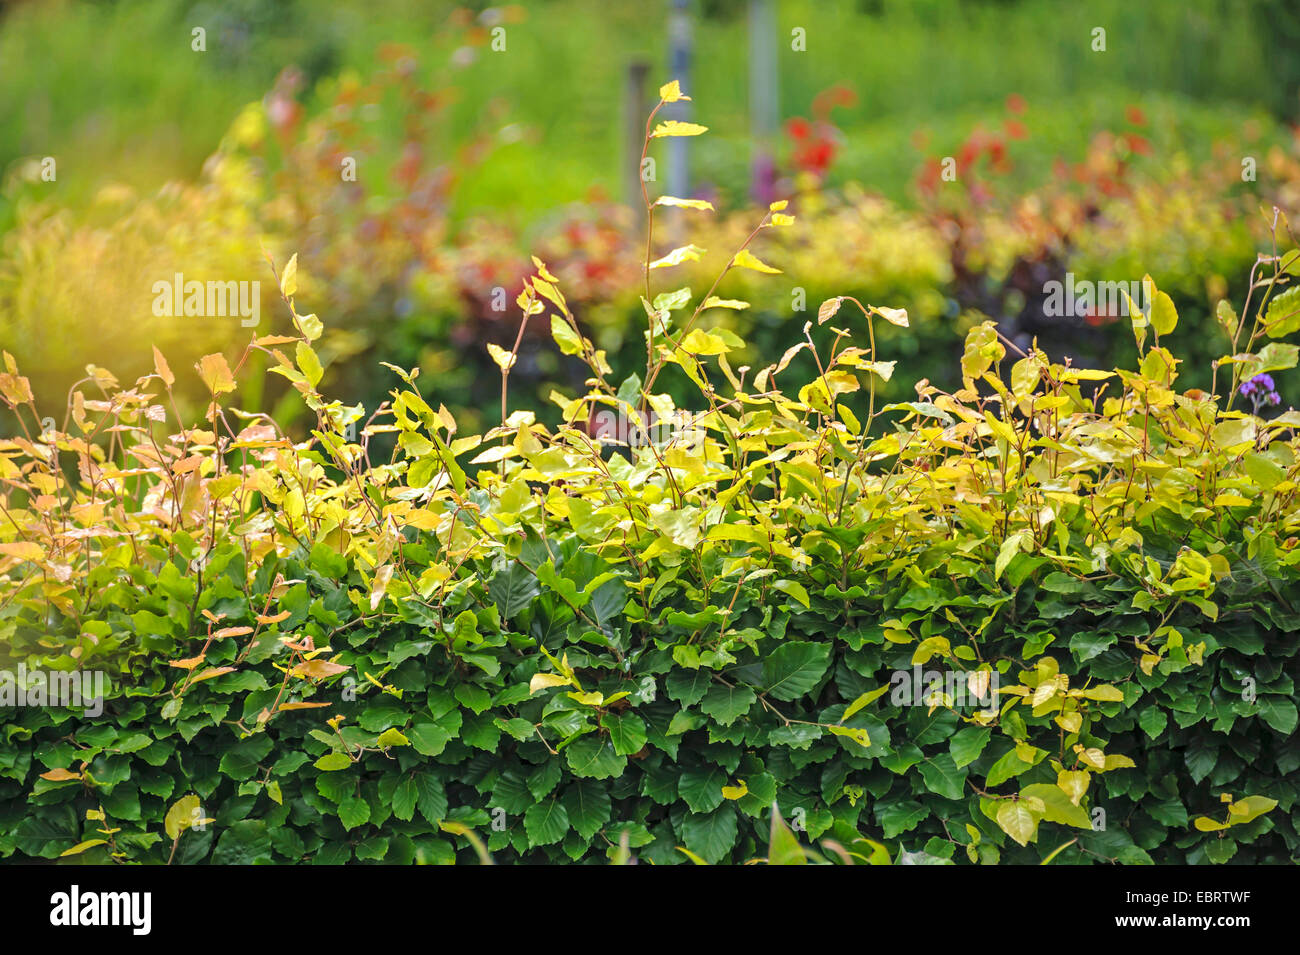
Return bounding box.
[625,61,650,220]
[748,0,779,205]
[667,0,692,200]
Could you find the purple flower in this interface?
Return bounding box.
[1240,373,1281,413]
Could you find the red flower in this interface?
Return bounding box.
[786,117,812,140]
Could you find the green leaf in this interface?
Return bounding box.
[338,794,371,830]
[489,563,540,619]
[699,684,756,726]
[60,839,109,858]
[408,712,462,757]
[563,779,612,840]
[772,579,809,608]
[950,726,992,768]
[415,774,448,825]
[678,766,728,813]
[1258,698,1298,735]
[996,530,1031,580]
[524,797,570,847]
[296,341,324,389]
[1138,707,1168,739]
[461,711,502,751]
[1217,298,1239,337]
[680,804,738,864]
[762,641,831,701]
[842,684,890,721]
[828,724,871,748]
[355,836,390,862]
[600,712,648,756]
[14,806,79,859]
[1239,341,1298,379]
[875,799,928,838]
[280,252,298,297]
[919,753,969,800]
[392,776,418,821]
[666,669,711,705]
[455,683,494,714]
[986,748,1038,787]
[1069,630,1117,662]
[1204,837,1238,864]
[565,736,626,779]
[495,716,536,741]
[212,820,273,865]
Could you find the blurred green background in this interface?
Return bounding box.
[3,0,1294,216]
[1,0,1297,433]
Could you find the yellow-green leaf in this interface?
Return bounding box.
[152,346,175,387]
[658,80,690,103]
[296,341,324,389]
[843,684,891,721]
[295,312,323,342]
[280,252,298,298]
[60,839,108,857]
[649,244,706,269]
[872,305,909,327]
[487,343,516,371]
[0,541,45,563]
[651,120,709,138]
[654,196,715,211]
[195,353,236,395]
[679,329,732,355]
[165,794,200,841]
[828,724,871,748]
[530,672,571,694]
[1151,290,1178,336]
[551,314,584,356]
[731,249,781,274]
[995,799,1040,846]
[702,296,750,310]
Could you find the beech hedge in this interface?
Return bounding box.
[0,84,1297,865]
